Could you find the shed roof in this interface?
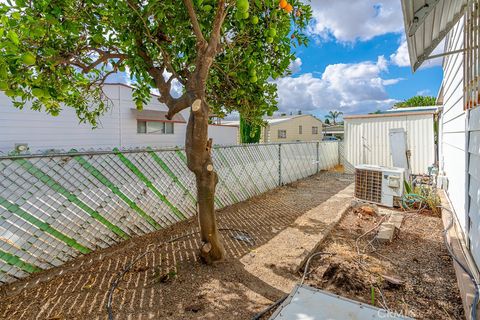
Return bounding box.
[383,106,440,113]
[344,110,436,120]
[401,0,467,71]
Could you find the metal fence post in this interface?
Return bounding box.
[337,141,341,166]
[316,141,320,173]
[278,143,282,186]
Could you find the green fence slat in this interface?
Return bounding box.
[147,148,196,204]
[113,148,186,220]
[73,155,162,230]
[14,159,129,240]
[0,250,42,274]
[0,197,90,254]
[175,150,187,163]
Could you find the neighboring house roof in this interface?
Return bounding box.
[323,125,344,133]
[401,0,467,71]
[221,114,322,127]
[344,110,436,120]
[131,109,186,123]
[221,120,240,126]
[265,114,322,126]
[105,82,163,98]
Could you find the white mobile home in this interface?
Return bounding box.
[344,110,436,175]
[0,83,238,153]
[402,0,480,316]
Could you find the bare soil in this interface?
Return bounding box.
[303,208,465,320]
[0,172,351,320]
[0,172,464,320]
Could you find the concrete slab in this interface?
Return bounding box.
[240,183,354,293]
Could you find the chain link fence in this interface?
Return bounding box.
[0,141,340,284]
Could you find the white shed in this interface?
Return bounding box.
[344,110,436,175]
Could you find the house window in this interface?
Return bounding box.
[137,121,147,133]
[312,126,318,134]
[299,125,302,134]
[165,122,174,134]
[278,130,287,139]
[137,121,174,134]
[465,1,480,110]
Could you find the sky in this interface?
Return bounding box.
[110,0,445,120]
[274,0,444,119]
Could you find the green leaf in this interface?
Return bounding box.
[7,30,19,45]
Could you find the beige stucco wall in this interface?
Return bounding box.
[261,115,323,143]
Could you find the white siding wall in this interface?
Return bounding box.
[0,91,121,152]
[0,84,238,153]
[208,125,240,145]
[440,18,468,232]
[468,107,480,265]
[344,113,435,174]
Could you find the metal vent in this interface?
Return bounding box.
[355,168,382,203]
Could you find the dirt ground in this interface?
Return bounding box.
[303,208,465,320]
[0,172,464,320]
[0,172,352,320]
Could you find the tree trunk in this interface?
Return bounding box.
[185,97,226,263]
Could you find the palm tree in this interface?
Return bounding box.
[325,110,343,125]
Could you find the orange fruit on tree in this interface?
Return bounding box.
[279,0,288,9]
[285,3,293,13]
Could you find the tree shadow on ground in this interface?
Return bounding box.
[0,172,353,320]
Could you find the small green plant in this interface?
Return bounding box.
[402,184,440,215]
[371,286,375,305]
[404,180,413,194]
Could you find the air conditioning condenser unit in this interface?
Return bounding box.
[354,164,405,207]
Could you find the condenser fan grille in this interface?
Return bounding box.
[355,169,382,203]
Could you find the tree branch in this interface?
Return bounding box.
[182,0,207,47]
[208,0,227,53]
[192,0,228,84]
[76,52,127,73]
[166,94,191,119]
[136,45,192,118]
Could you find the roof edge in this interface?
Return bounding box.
[344,111,436,120]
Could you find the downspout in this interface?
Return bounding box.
[118,86,122,148]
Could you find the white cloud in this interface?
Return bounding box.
[390,38,445,69]
[308,0,404,42]
[289,58,302,74]
[274,56,401,115]
[390,40,410,67]
[416,89,432,96]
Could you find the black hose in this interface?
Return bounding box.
[251,295,288,320]
[441,206,479,320]
[250,251,333,320]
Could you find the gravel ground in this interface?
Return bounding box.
[0,172,352,320]
[303,208,465,320]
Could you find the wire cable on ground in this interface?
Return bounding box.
[106,228,255,320]
[441,206,480,320]
[250,251,333,320]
